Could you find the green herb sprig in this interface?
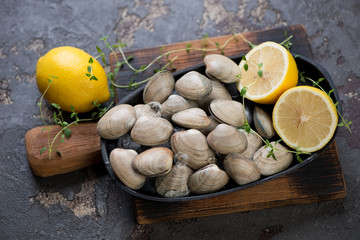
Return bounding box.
[238,86,311,162]
[299,72,352,133]
[38,76,114,159]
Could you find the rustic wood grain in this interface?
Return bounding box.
[108,24,346,224]
[25,122,101,177]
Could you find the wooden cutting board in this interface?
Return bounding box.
[108,24,346,224]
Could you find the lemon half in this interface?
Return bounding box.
[237,41,298,104]
[273,86,338,152]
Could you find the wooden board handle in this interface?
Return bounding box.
[25,122,102,177]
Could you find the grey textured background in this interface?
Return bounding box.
[0,0,359,239]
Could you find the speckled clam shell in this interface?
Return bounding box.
[188,164,229,195]
[253,142,293,176]
[204,54,241,83]
[134,102,162,119]
[110,148,146,190]
[132,147,173,177]
[196,80,232,111]
[209,99,245,127]
[171,108,211,129]
[207,124,248,155]
[224,153,261,185]
[155,162,194,198]
[97,104,136,140]
[175,71,213,100]
[143,71,175,104]
[171,129,216,170]
[238,129,263,160]
[161,94,198,120]
[130,116,173,146]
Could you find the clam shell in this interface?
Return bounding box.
[97,104,136,140]
[198,115,220,136]
[196,80,232,110]
[155,162,194,198]
[209,99,245,127]
[171,129,216,170]
[131,116,173,146]
[161,94,198,120]
[132,147,173,177]
[110,148,146,190]
[238,130,263,160]
[253,106,275,139]
[175,71,213,100]
[223,153,261,185]
[143,71,175,104]
[253,142,293,176]
[171,108,211,129]
[134,102,162,119]
[207,124,248,154]
[204,54,241,83]
[188,164,229,194]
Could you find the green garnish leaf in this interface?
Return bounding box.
[40,147,47,155]
[244,64,248,71]
[89,57,93,64]
[64,129,72,138]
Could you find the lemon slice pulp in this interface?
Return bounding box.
[237,41,298,104]
[273,86,338,152]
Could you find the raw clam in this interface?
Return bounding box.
[131,116,173,146]
[238,130,262,160]
[253,106,275,139]
[155,160,194,198]
[209,99,245,127]
[110,148,146,190]
[97,104,136,140]
[143,71,175,104]
[198,115,220,136]
[207,124,247,154]
[134,102,162,119]
[204,54,240,83]
[223,153,261,185]
[171,129,216,170]
[132,147,173,177]
[196,80,232,110]
[188,164,229,194]
[175,71,213,100]
[161,94,198,120]
[253,142,293,176]
[171,108,211,129]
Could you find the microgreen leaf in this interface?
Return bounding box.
[186,43,192,53]
[40,147,47,155]
[240,86,248,97]
[90,76,98,81]
[96,46,102,53]
[64,128,72,138]
[89,57,93,64]
[257,70,263,77]
[244,64,248,71]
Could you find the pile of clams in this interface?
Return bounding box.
[98,54,293,198]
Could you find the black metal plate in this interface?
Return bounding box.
[100,54,341,202]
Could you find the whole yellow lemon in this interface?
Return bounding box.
[36,46,110,113]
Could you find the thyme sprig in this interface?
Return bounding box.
[38,76,114,159]
[238,86,310,162]
[299,72,352,133]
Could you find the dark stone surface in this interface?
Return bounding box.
[0,0,359,239]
